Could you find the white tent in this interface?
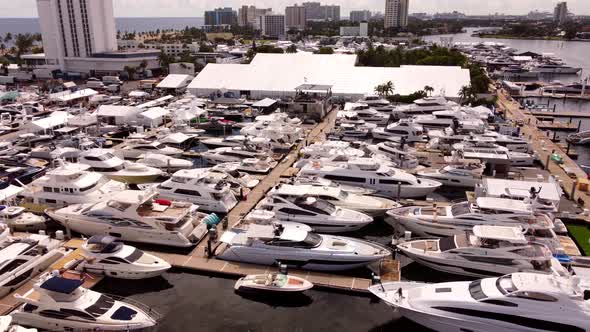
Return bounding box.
[129,90,150,98]
[139,107,171,127]
[97,105,141,125]
[30,111,69,132]
[157,74,194,89]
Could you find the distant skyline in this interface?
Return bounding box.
[2,0,590,17]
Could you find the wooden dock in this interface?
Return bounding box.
[526,111,590,119]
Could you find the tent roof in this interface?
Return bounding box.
[157,74,194,89]
[50,88,97,102]
[140,107,170,119]
[252,98,277,108]
[31,111,68,130]
[97,105,140,117]
[129,90,149,98]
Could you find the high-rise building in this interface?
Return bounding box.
[285,4,307,30]
[554,2,568,25]
[204,7,237,27]
[258,14,285,38]
[302,2,341,21]
[35,0,159,74]
[238,5,272,27]
[384,0,409,28]
[324,5,340,21]
[350,10,371,23]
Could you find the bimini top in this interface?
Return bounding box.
[86,235,123,254]
[40,277,84,294]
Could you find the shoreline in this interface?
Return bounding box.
[475,34,590,42]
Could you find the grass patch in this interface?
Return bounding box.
[567,224,590,256]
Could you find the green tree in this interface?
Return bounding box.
[286,44,298,53]
[199,43,215,52]
[424,85,434,96]
[316,47,334,54]
[124,65,137,80]
[375,81,394,97]
[14,33,35,57]
[458,85,475,105]
[3,33,12,43]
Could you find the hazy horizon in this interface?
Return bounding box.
[1,0,590,18]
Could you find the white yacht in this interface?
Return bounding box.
[480,131,530,153]
[372,119,425,142]
[218,223,391,271]
[369,273,590,332]
[19,163,126,213]
[201,147,276,168]
[268,184,399,217]
[157,169,238,213]
[45,189,210,248]
[119,140,183,159]
[76,235,171,279]
[0,206,46,231]
[0,232,66,297]
[12,275,158,331]
[366,142,420,170]
[286,176,377,195]
[416,162,484,188]
[414,111,486,133]
[137,153,193,172]
[391,97,457,119]
[79,149,163,184]
[299,161,441,198]
[357,95,391,107]
[396,225,567,278]
[210,163,260,189]
[257,195,372,233]
[0,142,18,157]
[202,135,258,149]
[0,316,36,332]
[454,140,535,166]
[567,130,590,145]
[300,141,365,160]
[334,122,372,140]
[531,63,582,74]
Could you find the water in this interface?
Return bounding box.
[0,17,204,36]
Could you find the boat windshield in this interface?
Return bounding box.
[451,202,471,216]
[124,248,144,263]
[380,168,396,177]
[85,294,116,318]
[269,232,323,248]
[98,152,116,161]
[496,275,518,294]
[337,190,349,200]
[308,199,336,214]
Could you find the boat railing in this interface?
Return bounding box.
[103,293,164,322]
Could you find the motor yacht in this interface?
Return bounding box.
[391,97,457,119]
[137,153,193,172]
[119,140,183,159]
[396,225,567,278]
[300,141,365,160]
[414,110,486,133]
[157,168,238,213]
[210,163,260,189]
[416,162,484,188]
[45,189,210,247]
[76,235,171,279]
[234,273,313,294]
[201,135,270,149]
[0,142,18,157]
[372,119,425,142]
[12,275,159,331]
[299,161,441,198]
[0,232,66,297]
[369,272,590,332]
[0,316,36,332]
[268,184,399,217]
[0,206,46,231]
[480,131,530,153]
[366,142,420,170]
[333,122,373,140]
[530,63,582,74]
[286,175,376,195]
[257,194,372,233]
[357,95,391,108]
[454,140,535,166]
[19,162,126,213]
[78,149,163,184]
[201,147,276,168]
[567,130,590,145]
[218,223,391,271]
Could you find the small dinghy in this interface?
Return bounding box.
[234,273,313,293]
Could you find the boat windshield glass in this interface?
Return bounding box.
[381,168,396,177]
[337,190,349,200]
[308,199,336,214]
[496,275,518,294]
[98,152,116,161]
[106,200,132,212]
[451,202,471,216]
[124,248,144,263]
[85,294,116,318]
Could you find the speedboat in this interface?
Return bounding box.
[234,273,313,293]
[76,235,171,279]
[46,189,211,247]
[119,140,183,159]
[369,272,590,332]
[396,225,568,278]
[257,195,373,233]
[12,275,159,331]
[157,168,238,213]
[137,153,193,172]
[268,183,399,217]
[372,119,425,142]
[79,149,164,184]
[19,162,126,213]
[218,223,391,271]
[416,162,484,188]
[299,161,441,198]
[0,232,67,298]
[0,206,46,231]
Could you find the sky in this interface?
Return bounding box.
[2,0,590,17]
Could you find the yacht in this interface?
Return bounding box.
[479,131,530,153]
[300,141,365,160]
[0,232,66,297]
[0,316,36,332]
[12,275,158,331]
[369,272,590,332]
[79,149,163,184]
[0,142,18,157]
[372,119,425,142]
[530,63,582,74]
[396,225,567,278]
[45,189,210,247]
[498,64,540,78]
[357,95,391,107]
[454,140,535,166]
[0,206,47,231]
[414,111,486,133]
[218,223,391,271]
[567,130,590,145]
[137,153,193,172]
[76,235,171,279]
[338,108,389,126]
[157,169,238,213]
[391,97,457,119]
[19,162,126,213]
[366,142,420,170]
[210,163,260,189]
[269,183,399,217]
[119,140,183,159]
[416,162,484,188]
[257,195,373,233]
[201,135,271,149]
[333,122,372,140]
[201,147,276,167]
[299,161,441,198]
[286,176,377,195]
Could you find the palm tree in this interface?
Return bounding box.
[374,81,395,97]
[4,33,12,44]
[286,44,297,54]
[458,85,473,105]
[424,85,434,96]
